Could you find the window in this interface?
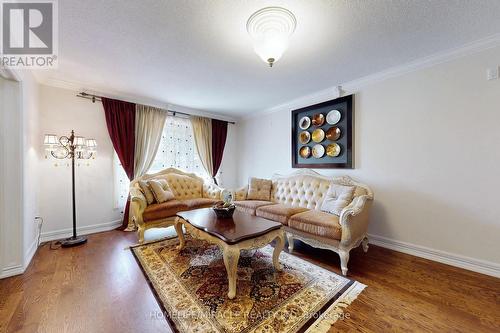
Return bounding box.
[148,116,205,176]
[113,115,207,210]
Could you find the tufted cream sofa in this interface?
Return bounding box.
[129,168,223,244]
[233,169,373,275]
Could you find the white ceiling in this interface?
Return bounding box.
[35,0,500,118]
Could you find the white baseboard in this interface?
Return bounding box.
[40,220,122,243]
[0,264,24,279]
[0,238,39,279]
[368,234,500,278]
[1,220,122,279]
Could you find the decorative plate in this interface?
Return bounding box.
[299,146,311,158]
[312,129,325,143]
[326,110,341,125]
[312,113,325,127]
[299,131,311,144]
[326,127,341,141]
[299,116,311,130]
[312,144,325,158]
[326,143,341,157]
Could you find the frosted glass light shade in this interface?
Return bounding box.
[247,7,297,67]
[43,134,59,146]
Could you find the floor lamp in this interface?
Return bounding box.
[44,130,97,247]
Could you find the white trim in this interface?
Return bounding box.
[40,220,122,243]
[23,238,38,269]
[0,66,21,81]
[368,234,500,278]
[0,220,122,279]
[0,238,39,279]
[0,264,24,279]
[243,33,500,120]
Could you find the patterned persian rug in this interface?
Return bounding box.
[132,236,365,333]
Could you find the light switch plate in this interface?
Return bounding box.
[486,67,499,80]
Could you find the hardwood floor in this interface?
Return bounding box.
[0,230,499,333]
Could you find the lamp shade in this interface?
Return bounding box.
[74,136,86,147]
[43,134,59,146]
[86,139,97,150]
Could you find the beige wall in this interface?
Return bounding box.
[38,85,123,237]
[235,46,500,266]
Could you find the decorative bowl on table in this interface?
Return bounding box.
[213,201,236,219]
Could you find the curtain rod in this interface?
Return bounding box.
[76,92,236,124]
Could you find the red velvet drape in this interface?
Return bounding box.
[211,119,228,185]
[101,97,136,230]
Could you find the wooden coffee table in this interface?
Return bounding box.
[174,208,285,299]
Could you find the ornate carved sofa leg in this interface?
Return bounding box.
[286,233,294,253]
[362,237,369,253]
[339,249,350,276]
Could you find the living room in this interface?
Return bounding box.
[1,1,499,332]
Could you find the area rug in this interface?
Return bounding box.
[131,236,365,333]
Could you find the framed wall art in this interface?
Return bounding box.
[291,95,353,169]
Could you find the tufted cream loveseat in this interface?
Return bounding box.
[129,168,223,243]
[233,169,373,275]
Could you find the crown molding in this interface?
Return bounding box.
[242,33,500,121]
[35,75,238,123]
[0,66,21,81]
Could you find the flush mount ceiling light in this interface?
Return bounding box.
[246,7,297,67]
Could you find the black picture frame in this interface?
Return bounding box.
[291,95,354,169]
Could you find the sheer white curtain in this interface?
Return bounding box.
[113,115,209,211]
[148,116,207,178]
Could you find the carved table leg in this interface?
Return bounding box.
[222,246,240,299]
[362,237,369,253]
[273,230,285,271]
[286,232,294,253]
[174,218,185,250]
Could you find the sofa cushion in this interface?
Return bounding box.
[164,173,203,199]
[148,179,175,203]
[320,183,355,216]
[288,210,342,240]
[271,175,332,210]
[183,198,218,210]
[256,204,309,225]
[143,200,188,222]
[138,180,156,205]
[233,200,275,215]
[247,177,272,201]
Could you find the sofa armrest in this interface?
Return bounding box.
[339,195,374,248]
[130,187,147,228]
[203,182,223,200]
[233,185,248,201]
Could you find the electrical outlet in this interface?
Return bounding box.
[486,67,499,80]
